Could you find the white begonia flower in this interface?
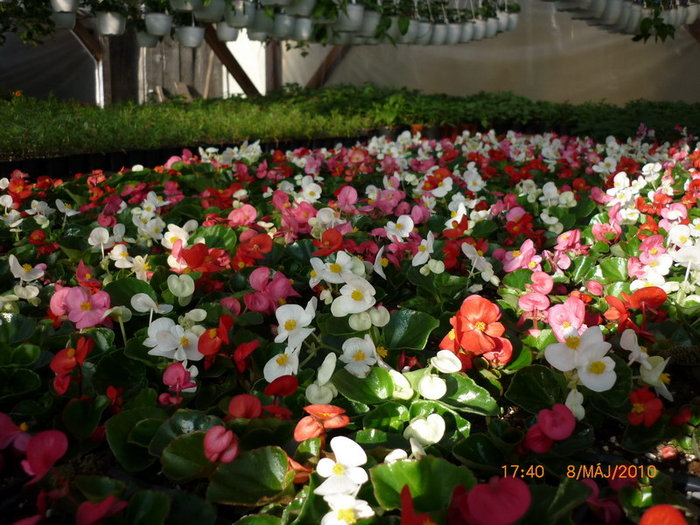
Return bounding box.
[141,217,166,241]
[13,284,39,301]
[112,223,134,244]
[384,448,409,463]
[300,181,323,203]
[88,227,114,256]
[369,306,390,327]
[577,348,617,393]
[619,329,652,370]
[103,305,132,323]
[314,436,368,496]
[427,258,446,275]
[330,276,376,317]
[320,494,374,525]
[319,251,356,284]
[309,257,326,288]
[161,224,190,250]
[348,312,372,332]
[418,374,447,400]
[667,224,692,248]
[8,255,45,282]
[431,350,462,374]
[339,334,377,378]
[184,308,207,323]
[55,199,80,217]
[274,297,316,351]
[403,413,445,446]
[412,231,434,267]
[263,348,300,383]
[108,244,133,269]
[143,317,178,357]
[389,369,414,400]
[25,200,54,216]
[430,176,453,198]
[385,214,414,242]
[539,181,560,206]
[131,256,151,281]
[559,191,576,208]
[320,289,333,305]
[642,162,662,181]
[306,353,338,404]
[565,389,586,421]
[640,355,673,401]
[373,247,388,279]
[167,274,196,298]
[130,293,174,316]
[0,194,14,210]
[544,326,611,373]
[0,178,8,190]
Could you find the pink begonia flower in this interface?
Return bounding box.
[537,404,576,441]
[271,190,290,212]
[76,495,128,525]
[21,430,68,485]
[336,186,358,214]
[64,287,111,329]
[411,204,431,225]
[0,413,30,452]
[548,296,586,342]
[453,476,531,525]
[227,204,258,227]
[659,202,688,232]
[49,284,71,318]
[159,362,196,406]
[502,239,537,273]
[627,257,647,279]
[220,296,242,316]
[524,423,553,453]
[638,235,666,265]
[592,222,622,244]
[244,267,300,315]
[555,229,582,252]
[164,148,195,169]
[581,479,623,525]
[505,206,527,223]
[204,425,239,463]
[586,280,604,296]
[518,292,550,314]
[590,186,612,204]
[528,271,554,294]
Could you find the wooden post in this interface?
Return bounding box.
[265,40,282,93]
[306,45,350,89]
[203,24,260,97]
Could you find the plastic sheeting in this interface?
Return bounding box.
[282,0,700,105]
[0,29,97,103]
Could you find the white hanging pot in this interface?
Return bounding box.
[358,10,381,37]
[484,17,498,37]
[496,11,508,31]
[137,31,159,47]
[145,13,173,36]
[601,0,624,25]
[260,0,292,7]
[350,35,367,44]
[429,23,447,45]
[624,4,644,33]
[330,31,353,44]
[568,0,592,16]
[216,21,239,40]
[507,12,519,31]
[687,3,700,25]
[472,19,485,40]
[273,13,296,39]
[225,0,255,27]
[175,25,205,46]
[444,22,461,44]
[293,16,314,41]
[96,12,126,36]
[610,2,632,33]
[287,0,316,16]
[414,21,433,45]
[50,11,76,29]
[50,0,78,13]
[460,21,474,42]
[247,30,268,40]
[334,3,365,32]
[385,15,401,40]
[194,0,226,23]
[250,7,275,33]
[676,5,689,26]
[397,19,419,44]
[170,0,203,12]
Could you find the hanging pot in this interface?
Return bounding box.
[216,21,239,40]
[414,21,432,45]
[293,16,313,41]
[610,1,632,33]
[429,23,447,45]
[96,12,126,36]
[351,35,367,44]
[397,19,418,44]
[260,0,292,7]
[330,31,353,44]
[50,0,78,13]
[145,13,173,36]
[137,31,159,47]
[460,21,473,42]
[287,0,316,17]
[385,15,401,40]
[334,3,365,32]
[471,19,486,40]
[507,12,519,31]
[50,11,76,29]
[170,0,203,12]
[687,3,700,25]
[600,0,624,25]
[623,4,644,34]
[250,7,275,33]
[247,30,268,40]
[358,10,381,37]
[496,10,508,31]
[444,22,461,45]
[194,0,226,23]
[225,0,255,27]
[273,13,296,39]
[484,17,498,37]
[175,25,205,47]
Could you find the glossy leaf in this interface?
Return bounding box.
[505,365,567,413]
[332,367,393,404]
[362,402,410,432]
[149,409,223,456]
[442,374,498,416]
[104,278,157,308]
[382,309,439,351]
[161,431,215,481]
[127,491,171,525]
[62,395,110,439]
[105,407,167,472]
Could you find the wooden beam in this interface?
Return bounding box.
[306,45,350,89]
[265,40,283,93]
[72,20,103,62]
[204,24,260,97]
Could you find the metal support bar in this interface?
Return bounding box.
[306,45,350,89]
[265,40,283,93]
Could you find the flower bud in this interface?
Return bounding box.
[403,413,445,446]
[428,259,445,274]
[418,374,447,400]
[389,370,414,400]
[167,274,195,298]
[431,350,462,374]
[369,306,390,327]
[348,311,372,331]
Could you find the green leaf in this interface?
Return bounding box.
[62,395,110,439]
[362,402,410,432]
[0,368,40,401]
[503,269,533,290]
[236,517,283,525]
[0,343,40,367]
[127,491,171,525]
[207,446,295,506]
[523,479,591,523]
[472,220,498,238]
[149,409,223,456]
[452,434,505,470]
[599,257,628,283]
[571,256,596,283]
[442,374,498,416]
[551,423,595,455]
[521,329,557,352]
[370,455,476,512]
[621,419,667,454]
[316,313,361,337]
[165,491,216,525]
[332,367,393,404]
[74,476,126,502]
[383,310,439,351]
[103,278,157,308]
[105,407,167,472]
[0,314,37,344]
[191,225,237,251]
[129,418,165,447]
[161,431,215,481]
[505,365,566,413]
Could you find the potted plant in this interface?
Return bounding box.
[87,0,138,35]
[173,11,205,45]
[479,0,499,38]
[506,1,519,31]
[286,0,316,17]
[224,0,255,27]
[334,0,365,32]
[133,16,160,45]
[216,19,239,39]
[50,10,77,28]
[169,0,203,11]
[357,0,382,37]
[143,0,173,35]
[50,0,80,12]
[193,0,226,22]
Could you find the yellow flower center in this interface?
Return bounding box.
[337,509,356,524]
[447,329,456,340]
[650,248,658,255]
[396,223,404,230]
[353,350,366,362]
[419,245,427,252]
[588,361,606,375]
[660,373,671,384]
[528,261,537,269]
[474,321,486,332]
[80,302,92,311]
[85,273,92,279]
[565,336,580,349]
[351,290,364,301]
[381,257,389,268]
[310,270,317,278]
[180,337,190,347]
[276,354,288,366]
[19,422,29,432]
[284,319,298,331]
[170,236,179,244]
[66,348,76,358]
[512,250,521,257]
[278,298,287,305]
[22,263,32,272]
[329,263,342,273]
[208,328,217,339]
[632,402,645,414]
[562,321,571,328]
[332,463,346,475]
[377,345,388,358]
